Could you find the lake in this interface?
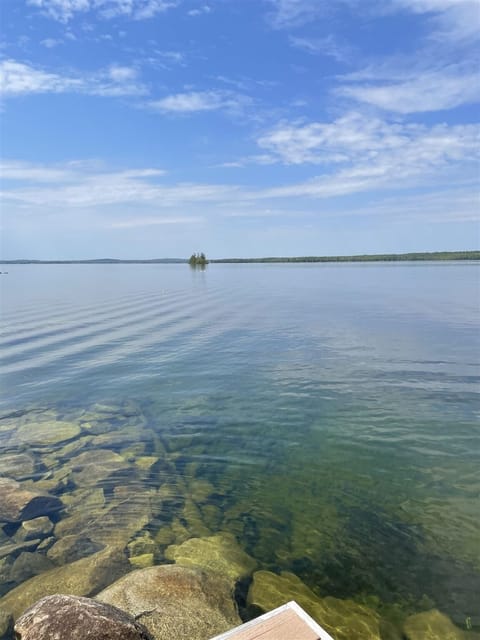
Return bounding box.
[1,262,479,636]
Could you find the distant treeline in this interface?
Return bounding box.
[211,251,480,263]
[1,251,478,264]
[0,258,186,264]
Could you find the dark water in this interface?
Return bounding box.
[1,263,479,632]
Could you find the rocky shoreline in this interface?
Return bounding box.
[0,403,477,639]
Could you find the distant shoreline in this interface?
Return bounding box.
[1,251,479,264]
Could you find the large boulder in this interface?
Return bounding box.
[0,546,129,619]
[97,564,241,640]
[248,570,397,640]
[14,594,153,640]
[165,532,257,585]
[0,478,63,523]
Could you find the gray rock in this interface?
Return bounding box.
[14,594,153,640]
[97,564,241,640]
[0,478,63,523]
[70,449,131,487]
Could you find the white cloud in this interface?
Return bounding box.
[255,113,479,198]
[27,0,178,22]
[265,0,325,28]
[109,215,203,227]
[289,35,352,63]
[1,163,236,208]
[391,0,480,44]
[338,66,480,113]
[0,59,147,97]
[187,5,211,16]
[40,38,64,48]
[148,90,251,114]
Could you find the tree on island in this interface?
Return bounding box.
[188,252,208,267]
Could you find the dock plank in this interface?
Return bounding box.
[210,601,335,640]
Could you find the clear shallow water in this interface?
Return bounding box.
[1,263,479,632]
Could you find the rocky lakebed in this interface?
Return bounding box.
[0,402,477,640]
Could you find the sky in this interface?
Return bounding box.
[0,0,479,259]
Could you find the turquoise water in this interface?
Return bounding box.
[1,263,479,631]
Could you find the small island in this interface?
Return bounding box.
[188,252,209,268]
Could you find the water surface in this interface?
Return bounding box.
[1,262,479,632]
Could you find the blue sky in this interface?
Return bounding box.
[0,0,479,259]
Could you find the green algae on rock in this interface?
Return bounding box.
[15,421,81,447]
[97,564,241,640]
[247,570,397,640]
[0,546,129,619]
[165,532,257,585]
[403,609,480,640]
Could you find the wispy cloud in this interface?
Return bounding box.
[289,35,352,63]
[255,113,479,197]
[337,64,480,113]
[109,215,203,227]
[27,0,179,22]
[40,37,64,48]
[148,90,251,114]
[0,59,147,97]
[265,0,326,29]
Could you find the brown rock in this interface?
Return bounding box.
[0,478,62,523]
[14,594,153,640]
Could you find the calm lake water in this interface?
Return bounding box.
[1,262,479,633]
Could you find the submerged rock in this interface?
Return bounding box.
[15,420,81,447]
[0,609,13,640]
[165,532,257,585]
[403,609,480,640]
[70,449,131,487]
[14,516,53,542]
[0,454,36,480]
[0,546,129,619]
[0,478,63,523]
[14,594,153,640]
[97,564,241,640]
[248,570,392,640]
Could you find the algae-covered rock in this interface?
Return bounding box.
[248,570,387,640]
[14,594,153,640]
[0,609,13,640]
[97,564,241,640]
[403,609,480,640]
[0,454,36,480]
[128,553,154,568]
[14,516,53,542]
[15,421,81,447]
[47,534,105,564]
[70,449,131,487]
[9,552,55,584]
[165,532,257,585]
[0,478,63,523]
[0,546,129,619]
